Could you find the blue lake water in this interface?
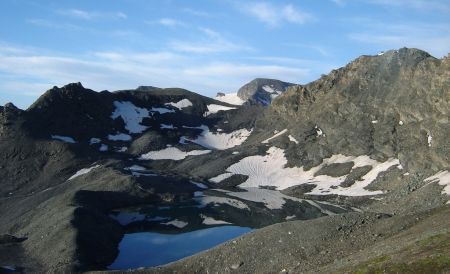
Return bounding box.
[109,226,252,270]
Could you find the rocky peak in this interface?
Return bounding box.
[237,78,296,106]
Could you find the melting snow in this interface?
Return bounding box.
[165,99,193,110]
[427,132,432,147]
[196,195,250,210]
[183,125,252,150]
[371,120,378,124]
[262,129,288,144]
[51,135,76,143]
[214,93,245,105]
[201,214,231,225]
[162,219,188,228]
[108,133,132,141]
[68,165,100,180]
[399,120,404,125]
[424,171,450,203]
[89,138,101,144]
[139,147,211,160]
[203,104,236,116]
[211,147,400,196]
[99,144,108,151]
[111,101,150,134]
[288,135,299,144]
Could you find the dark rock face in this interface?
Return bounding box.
[237,78,296,105]
[271,48,450,173]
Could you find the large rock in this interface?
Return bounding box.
[237,78,296,105]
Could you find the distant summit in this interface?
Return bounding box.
[237,78,296,106]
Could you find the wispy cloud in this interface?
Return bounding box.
[182,8,212,18]
[169,27,252,54]
[27,18,83,31]
[56,9,127,20]
[147,18,187,28]
[0,44,319,108]
[353,0,450,12]
[348,23,450,57]
[239,2,314,27]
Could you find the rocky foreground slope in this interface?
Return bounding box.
[0,48,449,273]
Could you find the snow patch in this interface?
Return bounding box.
[427,132,432,147]
[89,138,101,144]
[424,171,450,203]
[214,93,245,105]
[165,99,193,110]
[262,129,288,144]
[196,195,249,210]
[371,120,378,124]
[99,144,108,151]
[288,135,299,144]
[51,135,76,143]
[108,133,132,141]
[183,125,252,150]
[111,101,150,134]
[203,104,236,116]
[139,147,211,161]
[160,124,176,129]
[68,165,100,180]
[399,120,404,125]
[191,181,208,189]
[162,219,188,228]
[201,214,231,225]
[211,147,400,196]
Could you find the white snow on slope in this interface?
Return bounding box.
[191,181,208,189]
[99,144,108,151]
[288,135,299,144]
[262,85,283,98]
[160,124,176,129]
[68,165,100,180]
[162,219,188,228]
[201,214,231,225]
[51,135,76,143]
[150,107,175,114]
[196,195,249,210]
[139,147,211,160]
[210,147,400,196]
[89,138,101,144]
[214,93,245,105]
[203,104,236,116]
[424,170,450,204]
[183,125,252,150]
[262,129,288,144]
[165,99,193,110]
[108,133,132,141]
[111,101,150,134]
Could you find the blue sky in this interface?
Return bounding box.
[0,0,449,109]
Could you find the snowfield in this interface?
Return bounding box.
[196,195,250,210]
[425,171,450,203]
[111,101,150,134]
[165,99,193,110]
[182,125,252,150]
[210,147,401,196]
[150,107,175,114]
[139,147,211,160]
[51,135,76,143]
[214,93,245,105]
[68,165,100,180]
[203,104,236,116]
[201,214,231,225]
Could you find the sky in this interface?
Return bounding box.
[0,0,449,109]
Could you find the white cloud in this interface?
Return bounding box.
[157,18,187,27]
[348,23,450,57]
[182,8,212,18]
[56,9,127,20]
[365,0,450,12]
[240,2,314,27]
[0,44,319,108]
[169,28,251,54]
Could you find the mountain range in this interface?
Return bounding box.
[0,47,449,273]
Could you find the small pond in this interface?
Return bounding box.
[109,226,252,270]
